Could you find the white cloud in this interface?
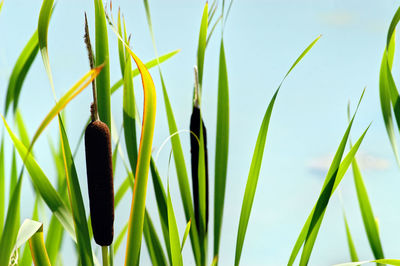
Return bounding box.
[307,152,390,174]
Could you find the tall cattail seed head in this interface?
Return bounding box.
[85,120,114,246]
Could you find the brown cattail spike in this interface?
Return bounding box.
[85,120,114,246]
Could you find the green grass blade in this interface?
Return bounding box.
[110,50,180,94]
[143,211,168,266]
[29,66,102,153]
[213,39,230,259]
[197,2,208,90]
[4,31,39,115]
[15,110,31,149]
[114,223,128,255]
[235,36,321,266]
[343,211,359,262]
[198,123,207,235]
[141,2,202,261]
[122,42,157,266]
[0,174,22,265]
[167,185,183,266]
[352,157,384,259]
[29,224,52,266]
[335,259,400,266]
[1,116,76,241]
[94,0,111,129]
[0,137,4,236]
[117,11,126,77]
[20,197,40,266]
[181,220,191,252]
[123,51,139,174]
[386,6,400,47]
[10,149,17,202]
[58,115,94,266]
[0,0,3,13]
[45,214,64,264]
[38,0,56,96]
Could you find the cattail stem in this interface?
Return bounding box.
[84,13,99,122]
[102,246,109,266]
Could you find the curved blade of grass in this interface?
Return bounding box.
[15,219,42,249]
[197,2,208,91]
[380,7,400,165]
[143,211,168,266]
[141,2,202,262]
[1,116,76,241]
[110,50,180,94]
[28,66,102,154]
[0,173,22,265]
[58,115,94,266]
[351,156,384,259]
[15,110,31,149]
[114,223,128,255]
[29,223,51,266]
[120,39,157,266]
[235,35,321,266]
[94,0,111,129]
[123,50,139,174]
[213,39,230,259]
[4,31,39,115]
[38,0,56,97]
[335,259,400,266]
[45,214,64,264]
[181,220,191,252]
[0,136,4,236]
[167,184,183,266]
[20,196,40,266]
[343,211,359,262]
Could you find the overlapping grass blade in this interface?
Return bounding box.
[10,149,17,201]
[4,31,39,115]
[142,2,202,262]
[143,211,168,266]
[167,184,183,266]
[335,259,400,266]
[58,115,94,266]
[15,110,31,149]
[45,214,64,264]
[235,36,321,266]
[123,44,138,174]
[110,50,180,94]
[197,124,207,235]
[94,0,111,129]
[213,39,230,259]
[181,220,191,251]
[379,6,400,165]
[0,173,22,265]
[114,223,128,255]
[1,116,76,241]
[0,136,4,236]
[197,2,208,90]
[38,0,56,96]
[343,211,359,262]
[117,11,126,77]
[28,66,102,153]
[20,197,40,266]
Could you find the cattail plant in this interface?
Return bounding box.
[190,66,209,233]
[83,14,114,247]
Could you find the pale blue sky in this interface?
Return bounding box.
[1,0,400,265]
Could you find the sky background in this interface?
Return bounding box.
[1,0,400,265]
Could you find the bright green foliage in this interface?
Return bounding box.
[343,212,359,262]
[167,184,183,266]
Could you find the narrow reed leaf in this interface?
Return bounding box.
[335,259,400,266]
[234,89,278,266]
[29,66,102,153]
[214,39,229,259]
[15,110,31,149]
[235,36,321,266]
[181,220,191,252]
[29,224,51,266]
[15,219,42,250]
[352,156,384,259]
[110,50,180,94]
[115,37,157,266]
[38,0,56,96]
[140,3,202,262]
[386,6,400,47]
[343,212,359,262]
[0,174,22,265]
[59,116,94,265]
[20,197,40,266]
[197,2,208,90]
[167,185,183,266]
[115,173,131,208]
[117,11,126,77]
[94,0,111,129]
[143,211,168,266]
[45,214,64,264]
[0,1,3,13]
[5,31,39,115]
[123,51,139,174]
[114,223,128,255]
[0,137,4,236]
[10,149,17,201]
[1,115,76,241]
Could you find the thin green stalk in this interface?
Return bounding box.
[102,246,109,266]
